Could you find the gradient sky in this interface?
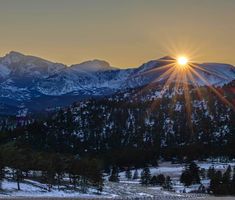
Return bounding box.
[0,0,235,68]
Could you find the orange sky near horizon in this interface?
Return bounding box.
[0,0,235,68]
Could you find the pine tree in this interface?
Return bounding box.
[180,162,200,186]
[140,167,151,186]
[85,159,104,193]
[109,166,119,182]
[189,162,200,184]
[0,154,4,191]
[231,173,235,195]
[94,170,103,194]
[180,170,192,186]
[222,165,231,184]
[68,158,80,190]
[133,169,139,179]
[150,175,158,186]
[200,168,206,179]
[164,176,172,190]
[207,166,215,179]
[125,168,132,180]
[198,184,206,193]
[12,151,27,191]
[156,174,165,186]
[209,170,222,194]
[15,169,23,190]
[42,155,57,191]
[80,176,88,193]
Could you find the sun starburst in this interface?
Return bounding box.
[177,56,188,66]
[134,52,235,122]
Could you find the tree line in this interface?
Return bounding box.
[0,144,103,193]
[180,162,235,195]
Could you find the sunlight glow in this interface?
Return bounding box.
[177,56,188,66]
[135,51,235,122]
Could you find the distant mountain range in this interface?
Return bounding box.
[0,51,234,115]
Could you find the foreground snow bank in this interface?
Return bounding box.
[1,161,234,199]
[0,179,111,198]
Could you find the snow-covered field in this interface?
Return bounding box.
[118,161,235,194]
[1,161,234,199]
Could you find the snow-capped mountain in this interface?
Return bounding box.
[37,67,133,96]
[70,59,117,72]
[0,51,234,114]
[0,51,65,79]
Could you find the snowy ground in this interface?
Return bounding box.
[1,161,235,199]
[0,178,204,199]
[117,160,235,193]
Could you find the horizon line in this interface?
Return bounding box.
[1,50,234,69]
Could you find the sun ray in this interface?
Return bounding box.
[134,64,176,99]
[133,62,178,121]
[126,53,234,117]
[149,65,179,111]
[187,67,204,100]
[190,63,231,81]
[189,67,235,110]
[132,62,175,78]
[189,67,226,115]
[182,71,193,134]
[167,68,186,119]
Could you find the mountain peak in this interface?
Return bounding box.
[8,51,25,56]
[2,51,25,64]
[136,56,175,73]
[70,59,117,72]
[158,56,175,61]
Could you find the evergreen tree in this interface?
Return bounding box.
[133,169,139,179]
[200,168,206,179]
[14,169,22,190]
[231,173,235,195]
[222,165,231,184]
[208,166,235,195]
[140,167,151,186]
[188,162,200,184]
[180,162,200,186]
[41,155,57,191]
[82,158,104,193]
[9,149,27,190]
[180,170,193,186]
[207,166,215,179]
[68,158,80,190]
[209,170,222,195]
[125,168,132,180]
[93,170,103,194]
[207,164,235,195]
[150,175,158,186]
[0,154,4,191]
[164,176,172,190]
[109,166,119,182]
[80,176,88,193]
[156,174,165,186]
[198,184,206,193]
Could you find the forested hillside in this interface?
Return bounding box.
[1,83,234,168]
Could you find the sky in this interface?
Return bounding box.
[0,0,235,68]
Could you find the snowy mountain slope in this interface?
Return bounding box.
[197,63,235,85]
[0,51,65,78]
[125,57,235,88]
[0,51,234,114]
[36,68,133,96]
[0,64,11,79]
[124,57,174,88]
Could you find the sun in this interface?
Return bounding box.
[177,56,188,66]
